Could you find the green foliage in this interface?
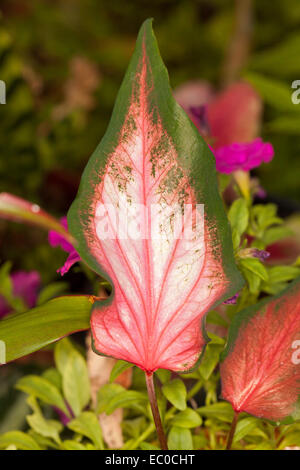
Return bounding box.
[16,375,70,417]
[3,340,104,450]
[1,188,299,450]
[168,427,193,450]
[109,360,134,383]
[170,409,202,429]
[0,262,26,312]
[67,412,104,450]
[228,198,249,250]
[97,385,148,415]
[55,338,91,417]
[162,379,187,411]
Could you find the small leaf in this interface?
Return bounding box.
[228,198,249,238]
[170,408,202,428]
[239,257,268,281]
[28,431,59,450]
[103,390,148,415]
[155,369,172,384]
[167,426,193,450]
[262,226,293,245]
[55,339,91,417]
[197,402,234,423]
[193,434,207,450]
[97,384,125,414]
[123,417,146,439]
[109,360,134,383]
[42,368,62,391]
[67,412,104,450]
[140,442,160,450]
[267,266,300,284]
[233,416,261,443]
[26,397,62,445]
[61,440,87,450]
[206,310,229,328]
[199,342,224,380]
[54,337,74,374]
[162,379,187,410]
[241,268,261,295]
[16,375,70,417]
[277,432,300,450]
[250,203,282,234]
[220,276,300,422]
[0,431,40,450]
[0,262,26,312]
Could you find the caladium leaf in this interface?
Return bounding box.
[220,276,300,423]
[68,19,243,373]
[0,192,74,244]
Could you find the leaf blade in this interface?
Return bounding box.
[220,277,300,422]
[0,296,93,363]
[68,19,243,373]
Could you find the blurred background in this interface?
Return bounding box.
[0,0,299,436]
[0,0,300,281]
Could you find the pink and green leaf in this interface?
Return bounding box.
[220,276,300,423]
[68,19,243,374]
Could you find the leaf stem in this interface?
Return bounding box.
[128,376,202,450]
[145,372,168,450]
[226,410,240,450]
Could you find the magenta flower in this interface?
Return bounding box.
[0,271,40,319]
[48,216,81,275]
[214,138,274,174]
[176,82,274,175]
[223,293,239,305]
[251,248,270,262]
[53,404,74,426]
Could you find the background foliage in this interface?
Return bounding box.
[0,0,300,450]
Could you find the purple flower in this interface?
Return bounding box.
[189,105,210,135]
[214,138,274,174]
[0,271,40,319]
[53,404,74,426]
[251,249,270,262]
[223,293,239,305]
[239,248,270,263]
[48,216,81,276]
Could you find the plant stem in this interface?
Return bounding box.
[129,376,202,450]
[226,410,239,450]
[145,372,168,450]
[222,0,253,85]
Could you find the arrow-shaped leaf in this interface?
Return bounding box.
[68,19,243,373]
[220,277,300,423]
